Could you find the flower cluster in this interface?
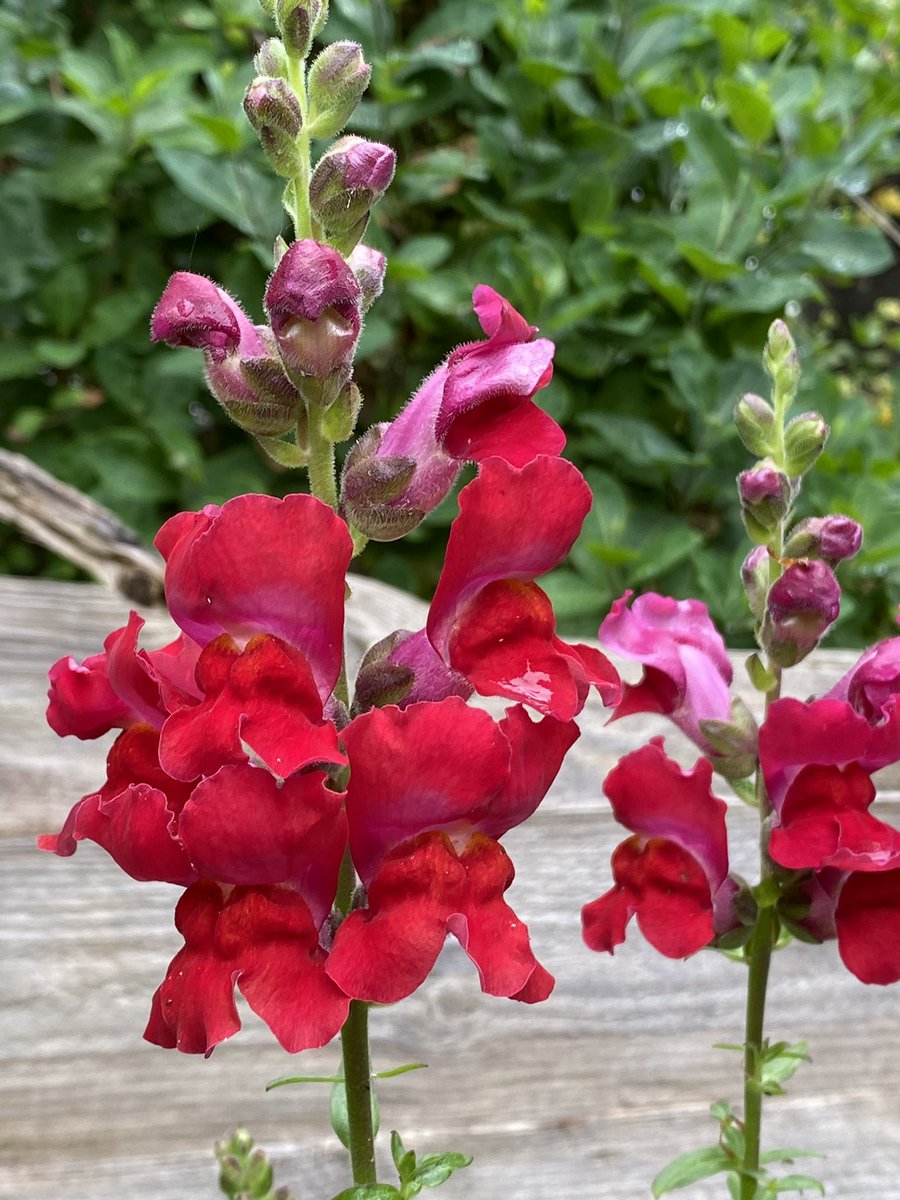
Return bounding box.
[44,287,621,1055]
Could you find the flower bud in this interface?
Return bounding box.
[276,0,324,59]
[151,272,304,435]
[310,137,396,235]
[319,379,362,442]
[741,545,770,621]
[699,696,759,781]
[352,628,473,715]
[734,392,776,457]
[347,244,387,312]
[737,463,793,539]
[783,515,863,566]
[760,560,840,667]
[783,411,830,477]
[306,40,371,139]
[243,76,303,178]
[340,425,424,540]
[763,318,800,400]
[264,239,362,389]
[253,37,289,77]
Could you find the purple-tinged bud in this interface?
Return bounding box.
[763,318,800,400]
[760,560,841,667]
[341,359,461,540]
[737,464,793,542]
[783,515,863,567]
[150,274,305,434]
[734,392,776,457]
[783,411,829,477]
[253,37,289,77]
[352,629,473,715]
[276,0,324,59]
[306,41,371,139]
[742,545,771,621]
[310,137,396,234]
[243,76,303,178]
[264,239,362,390]
[699,696,759,781]
[347,244,387,312]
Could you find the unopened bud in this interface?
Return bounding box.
[341,425,423,540]
[264,239,362,386]
[244,1148,273,1196]
[348,244,387,312]
[306,41,371,139]
[783,411,829,476]
[253,37,289,77]
[742,545,771,621]
[352,628,473,715]
[783,514,863,566]
[734,392,776,457]
[319,379,362,442]
[310,137,396,234]
[763,318,800,401]
[737,464,793,539]
[760,560,840,667]
[699,697,759,780]
[243,76,303,177]
[276,0,323,59]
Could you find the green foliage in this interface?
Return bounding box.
[2,0,898,643]
[216,1127,294,1200]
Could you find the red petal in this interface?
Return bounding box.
[836,869,900,984]
[326,834,467,1003]
[46,651,133,739]
[179,765,346,924]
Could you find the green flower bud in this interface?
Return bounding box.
[783,411,829,476]
[734,391,776,457]
[275,0,323,60]
[699,697,759,781]
[306,40,371,139]
[243,76,303,178]
[763,317,800,401]
[253,37,290,77]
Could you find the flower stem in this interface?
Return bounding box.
[286,56,312,240]
[739,904,775,1200]
[340,1000,378,1186]
[306,424,338,508]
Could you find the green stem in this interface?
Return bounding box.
[340,1000,378,1187]
[739,904,775,1200]
[306,423,338,508]
[286,55,312,239]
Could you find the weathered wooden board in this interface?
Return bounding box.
[2,576,899,1200]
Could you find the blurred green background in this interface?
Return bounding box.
[2,0,899,645]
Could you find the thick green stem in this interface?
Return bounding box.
[340,1000,378,1187]
[739,904,776,1200]
[286,56,312,239]
[306,424,338,508]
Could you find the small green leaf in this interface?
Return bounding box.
[717,79,775,144]
[374,1063,428,1080]
[746,653,777,693]
[652,1146,734,1195]
[770,1175,825,1195]
[330,1187,402,1200]
[412,1153,472,1189]
[759,1149,824,1165]
[265,1073,343,1091]
[330,1082,380,1151]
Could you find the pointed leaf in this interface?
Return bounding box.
[266,1073,343,1090]
[652,1147,734,1195]
[375,1063,428,1080]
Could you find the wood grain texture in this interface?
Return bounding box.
[2,577,898,1200]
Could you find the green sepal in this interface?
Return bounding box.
[651,1146,734,1195]
[745,653,777,693]
[254,433,310,468]
[729,776,758,806]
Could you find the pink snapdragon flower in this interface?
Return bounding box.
[598,591,732,753]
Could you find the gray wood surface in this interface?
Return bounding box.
[2,576,898,1200]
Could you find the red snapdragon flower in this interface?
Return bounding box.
[760,696,900,984]
[427,455,620,719]
[598,591,732,752]
[582,740,738,958]
[325,698,577,1004]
